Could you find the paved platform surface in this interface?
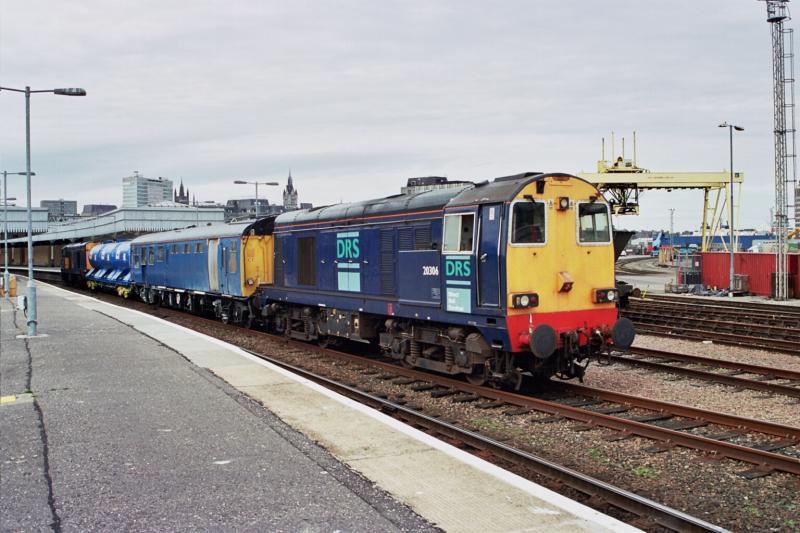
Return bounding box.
[1,283,638,532]
[0,289,434,532]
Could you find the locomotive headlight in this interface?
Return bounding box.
[512,293,539,308]
[558,197,570,210]
[594,288,617,303]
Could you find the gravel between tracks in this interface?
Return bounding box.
[581,335,800,427]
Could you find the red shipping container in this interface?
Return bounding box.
[700,252,800,297]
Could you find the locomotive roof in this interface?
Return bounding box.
[130,222,254,245]
[274,186,473,227]
[274,172,588,228]
[443,172,590,207]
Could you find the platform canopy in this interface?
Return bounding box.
[1,205,225,244]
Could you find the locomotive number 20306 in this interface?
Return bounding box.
[422,265,439,276]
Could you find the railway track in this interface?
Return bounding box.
[622,298,800,355]
[642,294,800,318]
[611,347,800,399]
[242,346,724,532]
[136,304,800,479]
[628,299,800,328]
[628,322,800,356]
[615,256,662,276]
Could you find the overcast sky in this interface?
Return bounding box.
[0,1,788,231]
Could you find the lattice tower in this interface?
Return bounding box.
[764,0,795,299]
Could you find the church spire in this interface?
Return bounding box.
[283,170,298,211]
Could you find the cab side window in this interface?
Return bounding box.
[443,214,475,253]
[511,202,546,244]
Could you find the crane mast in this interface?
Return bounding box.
[764,0,796,300]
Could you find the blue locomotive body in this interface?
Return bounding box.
[259,184,511,358]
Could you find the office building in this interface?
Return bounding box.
[225,199,283,221]
[82,204,117,217]
[40,199,78,221]
[122,171,173,207]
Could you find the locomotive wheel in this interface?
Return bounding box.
[220,304,231,325]
[466,365,489,386]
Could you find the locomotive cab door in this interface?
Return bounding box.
[477,204,502,307]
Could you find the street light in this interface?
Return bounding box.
[233,180,279,219]
[3,170,30,300]
[718,122,744,295]
[0,85,86,336]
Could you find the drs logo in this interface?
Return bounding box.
[445,257,471,277]
[336,236,360,259]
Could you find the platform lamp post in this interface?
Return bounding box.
[233,180,279,219]
[3,171,28,301]
[718,122,744,296]
[0,85,86,336]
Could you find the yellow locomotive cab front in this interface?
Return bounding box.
[504,174,634,377]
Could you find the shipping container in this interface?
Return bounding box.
[700,252,800,298]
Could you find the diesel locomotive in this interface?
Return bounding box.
[62,172,634,388]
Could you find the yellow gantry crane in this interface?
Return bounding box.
[577,133,744,252]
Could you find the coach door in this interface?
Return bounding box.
[477,204,502,307]
[208,239,220,292]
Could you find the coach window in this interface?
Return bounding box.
[133,253,140,268]
[443,213,475,253]
[510,201,546,245]
[171,244,178,254]
[148,248,155,265]
[157,247,165,262]
[195,242,203,253]
[184,243,190,254]
[577,202,611,244]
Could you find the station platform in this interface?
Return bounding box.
[0,283,637,532]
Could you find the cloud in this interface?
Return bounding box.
[0,0,787,230]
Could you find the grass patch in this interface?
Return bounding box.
[468,418,529,438]
[586,448,610,464]
[631,465,658,479]
[745,505,762,518]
